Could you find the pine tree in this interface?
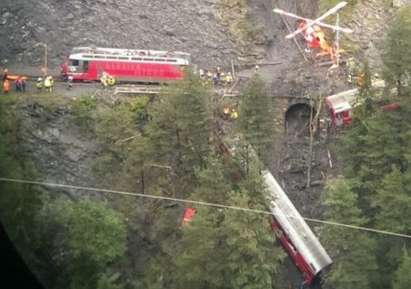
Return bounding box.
[94,102,150,193]
[373,167,411,234]
[322,178,378,289]
[237,75,275,166]
[173,156,283,289]
[356,60,375,115]
[383,6,411,97]
[146,70,211,196]
[392,249,411,289]
[174,194,282,289]
[0,97,46,280]
[47,200,127,289]
[370,167,411,289]
[340,106,406,212]
[191,152,232,203]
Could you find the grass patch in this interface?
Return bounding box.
[70,95,97,130]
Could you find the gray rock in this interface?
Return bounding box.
[393,0,411,7]
[0,0,276,68]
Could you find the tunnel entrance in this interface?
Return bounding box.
[285,103,313,139]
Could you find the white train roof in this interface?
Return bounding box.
[326,79,386,113]
[69,47,190,65]
[263,170,332,274]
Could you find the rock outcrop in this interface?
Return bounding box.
[0,0,277,69]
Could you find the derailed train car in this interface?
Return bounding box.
[263,170,332,286]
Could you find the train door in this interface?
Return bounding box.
[69,59,80,73]
[82,61,89,73]
[69,59,89,74]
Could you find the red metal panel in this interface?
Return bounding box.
[382,103,400,112]
[271,219,315,285]
[182,208,197,225]
[69,60,184,82]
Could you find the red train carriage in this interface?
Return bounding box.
[61,47,190,83]
[181,170,333,287]
[325,80,387,128]
[263,171,333,287]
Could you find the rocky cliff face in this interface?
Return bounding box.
[16,99,100,195]
[0,0,276,69]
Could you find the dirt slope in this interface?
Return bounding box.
[0,0,277,69]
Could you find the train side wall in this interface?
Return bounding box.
[86,61,184,82]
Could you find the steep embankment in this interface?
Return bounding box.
[0,0,276,69]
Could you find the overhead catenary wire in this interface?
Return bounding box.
[0,177,411,240]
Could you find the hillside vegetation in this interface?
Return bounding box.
[0,71,285,289]
[1,3,411,289]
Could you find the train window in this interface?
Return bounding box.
[82,61,89,72]
[166,59,177,63]
[310,263,316,272]
[144,58,154,61]
[119,56,128,60]
[71,59,80,66]
[132,57,142,61]
[83,55,92,58]
[106,56,117,59]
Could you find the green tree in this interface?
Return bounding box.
[371,167,411,289]
[383,6,411,96]
[392,249,411,289]
[48,199,127,289]
[0,96,45,279]
[220,192,283,289]
[173,158,282,289]
[96,273,125,289]
[174,193,282,289]
[356,60,375,115]
[192,152,232,203]
[147,70,211,196]
[373,167,411,234]
[322,178,378,289]
[95,102,151,193]
[340,106,406,212]
[237,75,275,166]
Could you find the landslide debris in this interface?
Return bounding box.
[0,0,275,69]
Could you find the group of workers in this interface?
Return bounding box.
[2,69,28,94]
[1,68,56,94]
[222,106,239,120]
[36,76,55,92]
[100,71,116,88]
[199,67,234,86]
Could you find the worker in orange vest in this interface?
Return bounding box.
[2,68,10,94]
[3,79,10,94]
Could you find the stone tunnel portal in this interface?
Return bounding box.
[285,103,313,139]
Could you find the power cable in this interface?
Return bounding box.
[0,177,411,240]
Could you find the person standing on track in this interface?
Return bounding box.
[44,76,54,93]
[36,77,43,92]
[21,77,26,92]
[2,68,10,94]
[67,75,73,90]
[100,71,108,89]
[2,79,10,94]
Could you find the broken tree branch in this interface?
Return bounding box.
[306,95,323,188]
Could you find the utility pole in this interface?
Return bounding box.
[35,42,48,76]
[44,43,48,76]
